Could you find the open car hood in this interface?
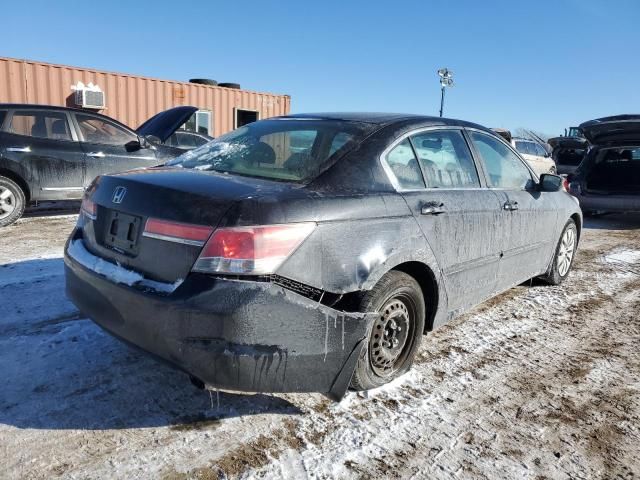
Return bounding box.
[136,106,198,143]
[579,115,640,145]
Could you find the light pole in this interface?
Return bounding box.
[437,68,454,117]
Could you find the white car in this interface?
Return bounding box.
[512,138,556,176]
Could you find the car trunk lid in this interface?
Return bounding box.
[579,115,640,145]
[80,167,294,283]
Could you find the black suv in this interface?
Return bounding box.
[0,104,199,226]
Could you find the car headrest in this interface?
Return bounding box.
[421,138,442,150]
[252,141,276,164]
[31,117,47,138]
[51,119,67,135]
[605,149,633,161]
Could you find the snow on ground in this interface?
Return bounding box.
[1,212,640,479]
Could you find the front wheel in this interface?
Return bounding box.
[0,176,26,227]
[350,271,425,391]
[539,219,577,285]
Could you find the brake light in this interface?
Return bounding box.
[81,197,97,220]
[562,177,570,192]
[143,218,214,246]
[193,223,315,275]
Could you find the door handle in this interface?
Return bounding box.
[6,146,31,153]
[420,202,445,215]
[503,201,519,211]
[87,151,106,158]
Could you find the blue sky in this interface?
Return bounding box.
[3,0,639,135]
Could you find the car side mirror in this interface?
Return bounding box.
[537,173,563,192]
[125,139,143,152]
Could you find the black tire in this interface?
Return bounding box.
[189,78,218,86]
[350,271,425,391]
[218,82,241,89]
[0,176,26,227]
[539,219,578,285]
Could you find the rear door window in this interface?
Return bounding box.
[0,110,7,130]
[515,141,530,155]
[8,110,72,141]
[470,132,533,189]
[410,130,480,188]
[385,139,425,189]
[75,114,137,145]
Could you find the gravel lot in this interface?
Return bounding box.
[1,208,639,479]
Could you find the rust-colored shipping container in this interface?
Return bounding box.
[0,56,290,137]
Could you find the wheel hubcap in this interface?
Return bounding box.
[0,186,16,220]
[369,298,412,377]
[557,227,576,277]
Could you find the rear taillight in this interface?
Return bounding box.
[81,197,96,220]
[562,177,570,192]
[193,223,315,275]
[143,218,214,246]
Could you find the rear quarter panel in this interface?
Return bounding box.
[225,192,450,329]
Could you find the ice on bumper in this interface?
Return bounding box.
[67,239,183,293]
[64,242,377,400]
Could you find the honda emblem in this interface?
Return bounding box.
[112,186,127,204]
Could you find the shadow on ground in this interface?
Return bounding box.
[0,257,302,432]
[23,200,81,218]
[583,212,640,231]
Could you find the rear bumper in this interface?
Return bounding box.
[64,235,374,401]
[575,192,640,212]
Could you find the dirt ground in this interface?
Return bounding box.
[1,207,639,479]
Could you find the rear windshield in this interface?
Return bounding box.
[166,119,374,182]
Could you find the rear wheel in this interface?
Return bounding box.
[0,176,26,227]
[539,219,577,285]
[350,271,425,390]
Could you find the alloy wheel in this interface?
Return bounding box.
[557,226,576,277]
[0,186,16,220]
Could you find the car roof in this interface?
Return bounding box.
[0,103,105,115]
[0,103,134,131]
[273,112,493,131]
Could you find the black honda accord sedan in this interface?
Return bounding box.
[64,113,582,400]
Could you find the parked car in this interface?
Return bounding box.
[64,113,581,400]
[164,130,213,150]
[0,104,198,227]
[568,115,640,214]
[548,128,589,175]
[511,137,556,175]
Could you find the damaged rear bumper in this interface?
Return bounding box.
[64,238,374,401]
